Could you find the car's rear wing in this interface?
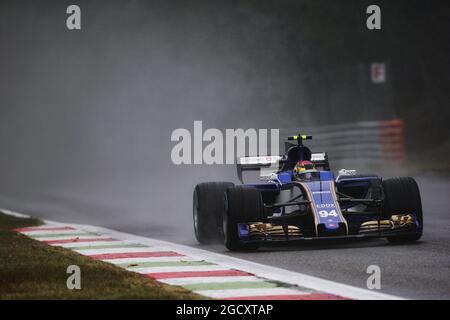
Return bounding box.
[310,152,330,170]
[236,155,283,183]
[237,152,330,183]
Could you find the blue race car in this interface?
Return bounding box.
[193,134,423,251]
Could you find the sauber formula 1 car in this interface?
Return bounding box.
[193,134,423,251]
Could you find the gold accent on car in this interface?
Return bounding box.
[249,223,303,239]
[391,214,416,227]
[359,214,416,233]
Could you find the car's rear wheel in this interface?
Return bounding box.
[193,182,234,244]
[224,186,264,251]
[382,177,423,243]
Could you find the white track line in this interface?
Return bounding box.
[194,288,309,299]
[161,276,265,286]
[74,247,169,255]
[103,256,200,264]
[129,265,229,274]
[32,234,111,241]
[21,229,88,236]
[2,209,405,300]
[56,240,133,248]
[1,209,31,218]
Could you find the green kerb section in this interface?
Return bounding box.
[184,281,284,291]
[31,232,99,238]
[117,260,214,268]
[70,243,149,250]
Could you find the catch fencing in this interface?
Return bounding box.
[279,119,406,170]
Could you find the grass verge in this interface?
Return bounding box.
[0,212,203,299]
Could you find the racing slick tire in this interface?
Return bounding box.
[224,186,264,251]
[382,177,423,243]
[193,182,234,244]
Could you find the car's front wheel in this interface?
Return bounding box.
[382,177,423,243]
[224,185,264,251]
[193,182,234,244]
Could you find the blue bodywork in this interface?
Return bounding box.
[232,138,421,243]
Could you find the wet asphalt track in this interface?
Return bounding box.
[1,175,449,299]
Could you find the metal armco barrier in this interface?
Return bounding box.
[280,119,406,169]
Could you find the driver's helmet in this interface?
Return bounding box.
[293,160,316,179]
